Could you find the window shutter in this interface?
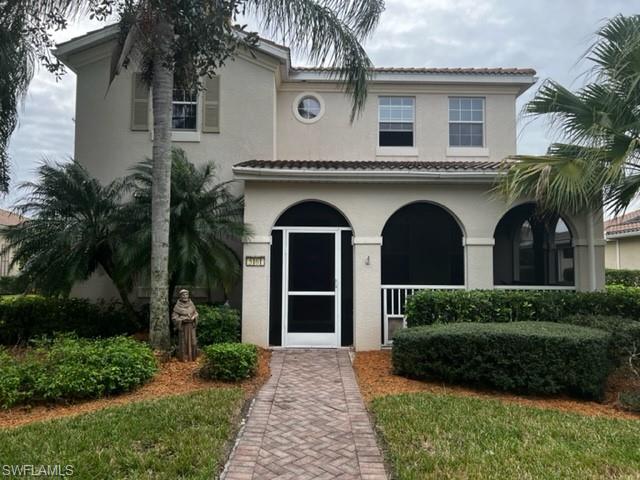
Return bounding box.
[131,73,149,131]
[202,75,220,133]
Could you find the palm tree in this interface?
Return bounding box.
[497,15,640,217]
[12,0,385,351]
[120,148,249,305]
[1,161,138,317]
[0,4,33,193]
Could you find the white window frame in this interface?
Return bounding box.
[448,96,485,148]
[378,96,416,148]
[171,88,199,132]
[293,92,325,124]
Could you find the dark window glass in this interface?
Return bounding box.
[288,296,335,333]
[381,203,464,285]
[493,204,575,286]
[275,201,349,227]
[379,96,414,147]
[449,97,484,147]
[269,230,283,346]
[288,233,335,292]
[172,88,197,130]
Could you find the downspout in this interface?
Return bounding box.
[616,239,621,270]
[587,211,596,290]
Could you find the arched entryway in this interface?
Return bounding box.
[381,202,465,343]
[269,201,353,347]
[493,203,575,286]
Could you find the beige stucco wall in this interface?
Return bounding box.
[276,83,517,162]
[605,236,640,270]
[68,43,278,300]
[241,180,604,351]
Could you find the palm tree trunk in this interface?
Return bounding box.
[148,19,175,352]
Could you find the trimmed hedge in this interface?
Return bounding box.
[197,305,241,346]
[405,286,640,327]
[606,269,640,287]
[0,336,157,408]
[201,343,258,381]
[392,322,611,399]
[563,315,640,362]
[0,276,31,295]
[0,295,142,345]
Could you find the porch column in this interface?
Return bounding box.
[353,237,383,351]
[241,236,271,347]
[464,237,495,290]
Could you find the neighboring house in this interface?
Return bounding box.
[604,209,640,270]
[54,25,605,351]
[0,208,26,277]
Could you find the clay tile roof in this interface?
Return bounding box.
[605,209,640,237]
[292,66,537,76]
[235,159,502,172]
[0,208,26,226]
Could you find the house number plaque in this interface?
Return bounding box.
[245,256,266,267]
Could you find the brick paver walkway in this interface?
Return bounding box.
[221,349,387,480]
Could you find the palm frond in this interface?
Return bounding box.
[245,0,384,120]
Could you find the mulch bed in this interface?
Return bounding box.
[354,350,640,420]
[0,348,271,429]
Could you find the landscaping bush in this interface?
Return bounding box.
[0,276,31,295]
[405,286,640,327]
[619,390,640,412]
[563,315,640,362]
[197,305,241,346]
[0,336,157,408]
[606,269,640,287]
[201,343,258,381]
[392,322,611,399]
[0,295,142,345]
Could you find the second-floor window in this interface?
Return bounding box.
[449,97,484,147]
[172,88,198,130]
[379,96,415,147]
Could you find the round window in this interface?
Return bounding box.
[297,96,322,120]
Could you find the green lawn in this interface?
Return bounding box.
[371,393,640,480]
[0,388,243,479]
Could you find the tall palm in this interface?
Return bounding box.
[497,15,640,216]
[14,0,384,351]
[0,161,138,317]
[0,5,33,193]
[120,148,249,304]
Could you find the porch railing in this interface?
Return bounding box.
[381,283,577,345]
[381,284,465,345]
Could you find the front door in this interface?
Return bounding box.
[283,228,341,347]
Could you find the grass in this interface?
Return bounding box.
[371,393,640,480]
[0,388,244,479]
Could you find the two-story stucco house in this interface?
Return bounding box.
[54,25,605,351]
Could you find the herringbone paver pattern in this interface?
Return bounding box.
[221,349,387,480]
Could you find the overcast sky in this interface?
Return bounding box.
[3,0,637,208]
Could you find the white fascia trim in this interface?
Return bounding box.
[244,236,272,245]
[233,166,499,184]
[287,70,537,95]
[54,25,119,60]
[605,231,640,240]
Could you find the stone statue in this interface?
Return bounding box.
[171,289,199,361]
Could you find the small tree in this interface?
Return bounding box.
[1,161,138,317]
[120,148,249,304]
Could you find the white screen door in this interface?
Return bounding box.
[282,228,341,347]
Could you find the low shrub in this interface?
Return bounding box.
[201,343,257,381]
[563,315,640,362]
[606,269,640,287]
[197,305,241,346]
[392,322,611,399]
[0,336,157,408]
[405,286,640,327]
[0,295,142,345]
[619,390,640,412]
[0,276,31,295]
